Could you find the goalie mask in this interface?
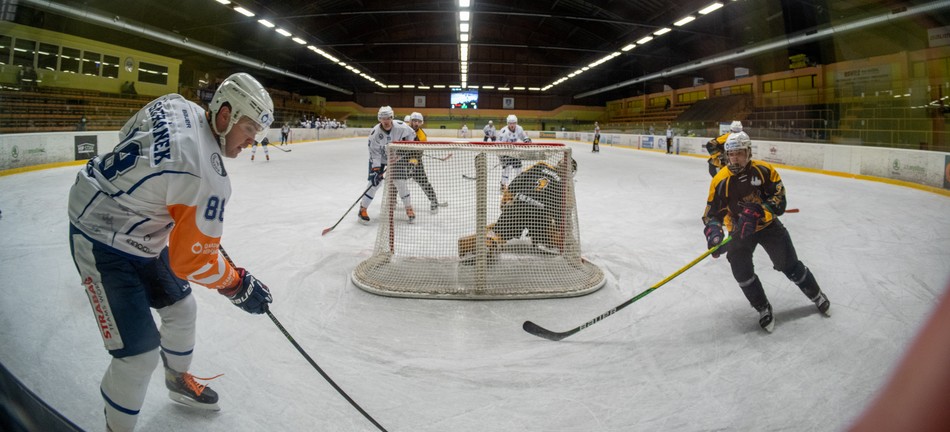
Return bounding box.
[210,73,274,154]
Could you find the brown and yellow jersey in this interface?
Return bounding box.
[702,160,787,233]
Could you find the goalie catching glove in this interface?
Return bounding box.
[219,268,273,314]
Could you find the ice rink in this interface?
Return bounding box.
[1,137,948,431]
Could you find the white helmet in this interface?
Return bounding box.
[730,120,743,133]
[378,106,394,120]
[404,115,411,122]
[506,114,518,124]
[210,73,274,151]
[724,131,751,152]
[488,120,493,125]
[724,131,752,173]
[410,112,424,122]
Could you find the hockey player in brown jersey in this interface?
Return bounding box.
[702,131,830,332]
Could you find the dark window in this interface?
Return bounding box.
[102,54,119,78]
[37,43,58,71]
[13,38,36,67]
[82,50,102,76]
[61,47,80,73]
[0,35,11,65]
[138,61,168,85]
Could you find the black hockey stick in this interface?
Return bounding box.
[218,248,388,432]
[523,236,733,341]
[423,153,453,161]
[321,183,373,236]
[268,144,291,153]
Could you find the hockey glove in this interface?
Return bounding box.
[219,268,272,314]
[523,137,532,143]
[369,167,385,186]
[704,222,725,258]
[736,202,765,239]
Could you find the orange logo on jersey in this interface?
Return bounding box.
[536,178,549,191]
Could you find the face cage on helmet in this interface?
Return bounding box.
[726,149,751,174]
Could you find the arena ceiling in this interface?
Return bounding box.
[13,0,948,104]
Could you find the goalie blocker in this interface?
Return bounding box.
[351,141,603,299]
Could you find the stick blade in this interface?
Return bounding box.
[321,227,333,236]
[523,320,571,341]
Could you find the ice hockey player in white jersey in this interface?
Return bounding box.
[359,106,417,223]
[496,114,532,190]
[483,120,496,141]
[67,72,275,432]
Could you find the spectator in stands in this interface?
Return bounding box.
[77,114,88,131]
[664,98,671,111]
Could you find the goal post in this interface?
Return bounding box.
[351,141,605,299]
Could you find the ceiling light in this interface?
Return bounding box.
[482,86,494,89]
[513,86,525,90]
[699,2,724,15]
[215,0,230,4]
[621,44,636,51]
[460,11,470,21]
[434,85,446,88]
[459,0,471,7]
[637,36,653,44]
[234,7,254,17]
[654,27,671,36]
[292,37,306,45]
[460,23,470,32]
[529,87,540,91]
[276,28,292,37]
[388,85,400,88]
[460,33,469,42]
[257,19,274,28]
[403,85,415,88]
[674,16,695,26]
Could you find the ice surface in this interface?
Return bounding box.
[1,138,948,431]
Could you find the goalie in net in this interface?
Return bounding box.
[351,141,604,299]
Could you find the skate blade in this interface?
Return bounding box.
[168,391,221,411]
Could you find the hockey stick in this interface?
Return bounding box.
[785,208,799,213]
[424,153,453,162]
[321,183,373,236]
[523,236,733,341]
[218,248,388,432]
[268,144,291,153]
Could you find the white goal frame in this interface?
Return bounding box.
[350,141,605,299]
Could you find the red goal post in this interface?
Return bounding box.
[350,141,605,299]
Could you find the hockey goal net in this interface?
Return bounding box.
[351,141,605,299]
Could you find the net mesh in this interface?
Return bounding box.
[351,141,605,299]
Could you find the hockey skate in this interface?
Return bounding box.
[811,291,831,316]
[757,303,774,333]
[266,154,270,161]
[161,353,220,411]
[250,154,255,161]
[358,207,370,224]
[406,206,416,223]
[430,202,439,214]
